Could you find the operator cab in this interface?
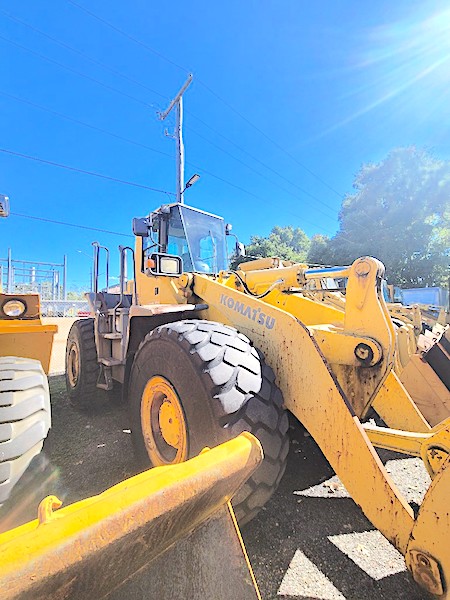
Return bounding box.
[134,203,229,276]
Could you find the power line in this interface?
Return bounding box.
[0,33,152,110]
[185,115,338,215]
[0,11,339,220]
[0,148,175,195]
[0,8,168,104]
[0,91,174,161]
[0,25,353,238]
[66,0,189,74]
[10,212,134,238]
[197,80,345,199]
[65,0,345,199]
[188,127,337,222]
[0,90,337,229]
[0,142,339,238]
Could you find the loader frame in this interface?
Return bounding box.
[74,201,450,599]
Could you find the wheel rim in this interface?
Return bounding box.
[141,375,188,465]
[67,343,80,388]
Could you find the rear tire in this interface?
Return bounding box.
[0,357,51,505]
[128,319,289,524]
[65,319,99,410]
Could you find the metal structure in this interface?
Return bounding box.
[62,83,450,597]
[65,198,450,599]
[158,74,193,203]
[0,248,67,301]
[0,433,262,600]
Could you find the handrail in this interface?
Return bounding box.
[92,242,110,293]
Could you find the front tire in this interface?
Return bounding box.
[65,319,99,409]
[128,320,289,524]
[0,357,51,505]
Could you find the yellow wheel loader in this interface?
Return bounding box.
[64,200,450,599]
[0,293,57,506]
[0,199,262,599]
[0,293,262,599]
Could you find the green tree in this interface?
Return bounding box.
[307,234,333,265]
[244,225,311,263]
[67,289,86,301]
[328,147,450,286]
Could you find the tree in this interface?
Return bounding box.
[327,147,450,286]
[67,289,86,301]
[307,234,333,265]
[244,225,311,263]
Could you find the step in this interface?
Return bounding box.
[99,358,123,367]
[100,332,123,340]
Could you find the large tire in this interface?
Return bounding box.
[65,319,99,409]
[0,357,51,505]
[129,320,289,524]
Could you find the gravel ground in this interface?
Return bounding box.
[2,376,432,600]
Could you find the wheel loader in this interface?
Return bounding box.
[0,292,263,600]
[63,200,450,599]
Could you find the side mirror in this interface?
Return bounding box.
[225,225,245,257]
[236,242,246,258]
[132,217,149,237]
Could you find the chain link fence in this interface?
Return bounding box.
[41,301,89,317]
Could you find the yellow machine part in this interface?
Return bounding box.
[0,433,262,600]
[0,294,57,374]
[129,244,449,598]
[398,353,450,427]
[187,259,450,598]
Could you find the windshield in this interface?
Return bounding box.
[167,205,227,273]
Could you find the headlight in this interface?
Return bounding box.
[159,256,181,275]
[2,299,27,317]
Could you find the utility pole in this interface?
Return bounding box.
[159,74,193,204]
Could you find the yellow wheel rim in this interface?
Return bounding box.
[140,375,188,465]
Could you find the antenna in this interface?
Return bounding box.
[159,74,193,204]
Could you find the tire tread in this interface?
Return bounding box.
[134,319,288,524]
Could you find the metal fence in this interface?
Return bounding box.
[0,249,68,300]
[41,300,89,317]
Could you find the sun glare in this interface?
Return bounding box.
[309,7,450,141]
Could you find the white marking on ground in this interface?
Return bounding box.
[294,457,430,503]
[278,549,345,599]
[294,475,350,498]
[328,530,406,580]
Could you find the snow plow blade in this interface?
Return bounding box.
[0,433,262,600]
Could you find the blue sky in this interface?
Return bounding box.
[1,0,449,289]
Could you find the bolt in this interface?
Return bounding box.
[355,260,371,277]
[355,346,369,360]
[418,554,431,568]
[354,343,374,366]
